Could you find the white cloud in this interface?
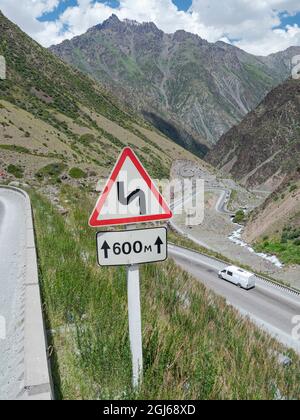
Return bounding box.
[191,0,300,54]
[0,0,299,55]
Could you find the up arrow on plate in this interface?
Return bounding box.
[101,241,111,259]
[154,236,163,254]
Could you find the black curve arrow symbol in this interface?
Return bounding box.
[117,182,146,215]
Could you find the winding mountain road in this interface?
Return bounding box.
[169,184,300,353]
[169,244,300,353]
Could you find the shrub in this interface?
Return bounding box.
[69,167,86,179]
[0,144,30,154]
[7,164,23,178]
[233,210,245,224]
[79,133,96,146]
[36,162,67,179]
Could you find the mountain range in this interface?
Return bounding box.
[0,11,201,186]
[1,10,299,246]
[50,14,300,155]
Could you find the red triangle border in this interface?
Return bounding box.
[89,147,173,227]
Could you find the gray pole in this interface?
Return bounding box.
[127,264,143,389]
[126,227,143,389]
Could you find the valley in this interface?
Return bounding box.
[171,160,300,289]
[0,8,300,401]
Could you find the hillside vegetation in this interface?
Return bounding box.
[1,12,300,400]
[0,11,200,185]
[245,176,300,262]
[31,186,300,400]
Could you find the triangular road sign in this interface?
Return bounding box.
[89,147,172,227]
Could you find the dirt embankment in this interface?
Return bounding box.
[244,184,300,243]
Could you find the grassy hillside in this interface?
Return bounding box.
[0,11,200,185]
[1,12,300,400]
[245,175,300,263]
[31,186,300,400]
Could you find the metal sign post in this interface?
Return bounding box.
[96,226,167,389]
[126,223,142,390]
[89,147,172,391]
[127,260,143,389]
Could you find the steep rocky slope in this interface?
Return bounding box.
[207,78,300,190]
[50,15,300,154]
[0,11,203,186]
[244,173,300,244]
[207,77,300,245]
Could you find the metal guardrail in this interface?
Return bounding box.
[169,242,300,298]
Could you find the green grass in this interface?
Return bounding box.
[0,144,31,154]
[233,210,246,224]
[69,167,86,179]
[168,230,296,288]
[255,240,300,265]
[7,163,23,178]
[228,189,238,211]
[254,226,300,265]
[35,163,67,180]
[29,185,300,400]
[78,134,96,146]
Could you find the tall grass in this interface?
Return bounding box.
[30,186,300,400]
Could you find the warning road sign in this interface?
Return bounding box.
[96,227,167,266]
[89,147,172,227]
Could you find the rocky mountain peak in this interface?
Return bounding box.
[92,13,123,31]
[50,17,300,151]
[173,29,203,43]
[94,14,162,35]
[103,13,121,26]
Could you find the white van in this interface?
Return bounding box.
[218,266,256,290]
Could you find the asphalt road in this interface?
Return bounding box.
[169,244,300,353]
[0,189,26,399]
[213,188,232,214]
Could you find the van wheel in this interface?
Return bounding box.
[237,283,241,288]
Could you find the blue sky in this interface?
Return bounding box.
[38,1,193,22]
[277,11,300,29]
[37,0,300,33]
[1,0,300,55]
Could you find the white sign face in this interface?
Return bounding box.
[89,148,172,227]
[96,227,167,266]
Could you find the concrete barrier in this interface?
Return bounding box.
[0,186,53,400]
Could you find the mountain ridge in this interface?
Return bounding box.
[0,10,201,186]
[50,14,300,153]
